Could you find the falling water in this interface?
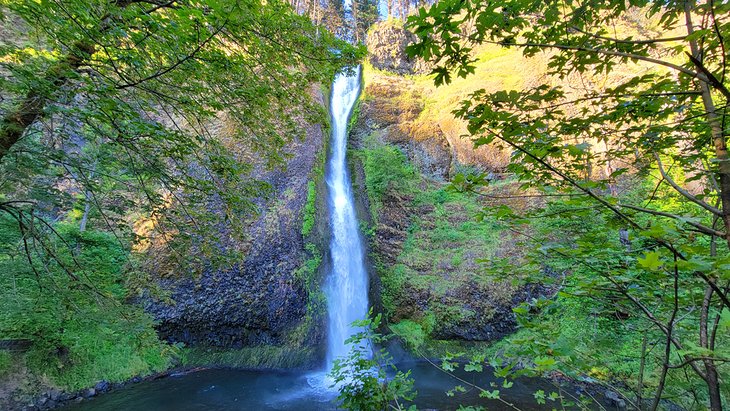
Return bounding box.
[324,67,367,369]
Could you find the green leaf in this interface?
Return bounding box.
[534,390,546,405]
[637,251,663,271]
[720,309,730,332]
[465,362,483,372]
[479,389,500,399]
[685,29,710,41]
[534,356,556,368]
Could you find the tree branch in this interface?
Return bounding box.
[570,26,688,45]
[620,204,725,237]
[653,152,723,216]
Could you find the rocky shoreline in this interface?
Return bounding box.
[2,367,185,411]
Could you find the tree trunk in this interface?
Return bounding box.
[685,5,725,408]
[700,286,724,411]
[684,1,730,250]
[637,333,648,410]
[0,43,94,163]
[351,0,359,43]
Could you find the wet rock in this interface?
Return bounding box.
[83,388,96,398]
[94,380,110,393]
[47,389,61,401]
[58,392,75,402]
[605,390,627,409]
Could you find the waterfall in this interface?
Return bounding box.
[324,67,367,369]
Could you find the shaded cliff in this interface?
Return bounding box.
[144,89,331,365]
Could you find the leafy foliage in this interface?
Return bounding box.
[0,352,12,378]
[0,219,176,390]
[355,133,417,221]
[329,313,417,411]
[407,0,730,408]
[0,0,362,394]
[301,181,318,237]
[0,0,362,269]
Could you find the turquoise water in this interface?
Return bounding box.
[62,361,610,410]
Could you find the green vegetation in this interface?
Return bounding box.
[389,319,429,350]
[182,345,314,369]
[355,132,418,222]
[355,130,511,353]
[406,0,730,408]
[0,0,360,267]
[382,185,503,317]
[329,313,416,411]
[2,0,729,409]
[0,0,358,400]
[0,218,176,390]
[295,106,330,354]
[291,243,326,346]
[0,352,12,378]
[348,97,363,134]
[301,181,317,237]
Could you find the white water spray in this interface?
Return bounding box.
[324,67,367,369]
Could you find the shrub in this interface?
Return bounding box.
[0,222,176,390]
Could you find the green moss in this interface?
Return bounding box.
[290,243,325,347]
[354,133,418,222]
[182,346,314,369]
[348,97,362,133]
[354,133,507,350]
[379,187,502,332]
[390,320,427,349]
[301,181,317,237]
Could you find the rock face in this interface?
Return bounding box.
[366,21,430,75]
[430,283,548,341]
[144,90,328,352]
[356,74,452,180]
[351,66,549,343]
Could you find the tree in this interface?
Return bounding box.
[351,0,379,42]
[407,0,729,409]
[0,0,362,390]
[0,0,361,272]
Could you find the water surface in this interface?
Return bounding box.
[63,362,609,410]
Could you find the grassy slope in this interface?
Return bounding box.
[368,10,681,172]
